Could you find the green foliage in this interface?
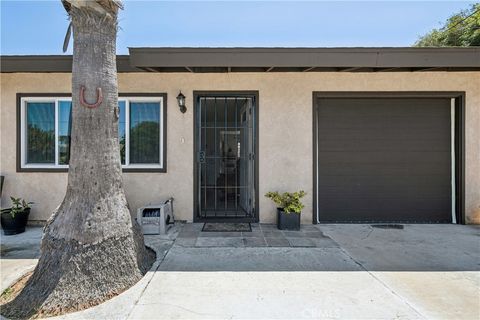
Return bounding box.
[265,190,306,214]
[1,197,33,218]
[27,125,55,163]
[129,121,160,163]
[1,287,13,299]
[415,4,480,47]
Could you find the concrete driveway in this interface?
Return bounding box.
[1,224,479,319]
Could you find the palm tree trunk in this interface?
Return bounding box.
[1,6,153,318]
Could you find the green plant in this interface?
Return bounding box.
[1,197,33,218]
[265,190,306,214]
[1,287,13,299]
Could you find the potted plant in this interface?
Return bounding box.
[1,197,33,235]
[265,190,305,230]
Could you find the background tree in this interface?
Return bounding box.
[1,1,153,318]
[415,3,480,47]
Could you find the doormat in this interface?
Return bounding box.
[371,224,404,230]
[202,223,251,232]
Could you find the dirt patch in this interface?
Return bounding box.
[0,245,156,319]
[0,271,33,305]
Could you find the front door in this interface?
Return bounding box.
[194,93,257,222]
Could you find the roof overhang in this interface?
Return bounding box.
[0,55,138,73]
[128,47,480,72]
[2,47,480,73]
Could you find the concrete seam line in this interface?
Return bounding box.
[337,246,427,319]
[1,265,36,292]
[125,244,173,320]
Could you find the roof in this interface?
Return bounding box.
[0,55,137,73]
[2,47,480,73]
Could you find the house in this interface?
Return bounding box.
[1,47,479,225]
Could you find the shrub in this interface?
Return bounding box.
[1,197,33,218]
[265,190,306,214]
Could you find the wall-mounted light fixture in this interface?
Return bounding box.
[176,91,187,113]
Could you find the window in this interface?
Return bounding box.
[19,96,165,171]
[118,98,164,169]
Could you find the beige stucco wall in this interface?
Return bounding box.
[1,72,479,224]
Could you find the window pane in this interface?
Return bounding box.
[129,102,160,164]
[26,102,55,164]
[118,101,126,165]
[58,101,72,165]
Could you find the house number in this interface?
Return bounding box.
[198,151,205,163]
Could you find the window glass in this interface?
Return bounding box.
[22,98,163,169]
[129,102,160,164]
[58,101,72,165]
[26,102,55,164]
[118,101,126,165]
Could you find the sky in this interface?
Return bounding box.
[0,1,477,55]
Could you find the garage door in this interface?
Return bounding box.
[315,97,453,223]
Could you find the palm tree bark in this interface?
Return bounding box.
[1,4,152,318]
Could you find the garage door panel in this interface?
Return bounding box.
[316,97,452,223]
[317,125,449,138]
[318,151,450,166]
[318,179,451,199]
[318,98,450,117]
[317,120,450,135]
[318,165,449,177]
[318,138,450,152]
[318,166,450,176]
[319,174,449,187]
[318,198,452,223]
[317,114,450,127]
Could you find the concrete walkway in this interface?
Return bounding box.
[0,228,42,292]
[1,224,479,319]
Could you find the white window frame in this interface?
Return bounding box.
[20,96,164,170]
[119,97,164,170]
[20,97,70,170]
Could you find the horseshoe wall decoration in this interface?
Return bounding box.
[79,86,103,109]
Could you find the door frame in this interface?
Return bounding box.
[193,91,260,223]
[312,91,466,224]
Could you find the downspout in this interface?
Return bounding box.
[451,98,457,224]
[315,103,320,224]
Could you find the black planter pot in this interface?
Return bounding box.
[277,208,301,230]
[1,208,30,235]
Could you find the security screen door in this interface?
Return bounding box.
[195,94,256,221]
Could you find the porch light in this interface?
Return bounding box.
[176,91,187,113]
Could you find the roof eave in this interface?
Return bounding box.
[2,48,479,73]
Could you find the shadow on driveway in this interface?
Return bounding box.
[1,224,479,272]
[159,224,480,272]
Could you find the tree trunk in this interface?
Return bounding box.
[1,6,152,319]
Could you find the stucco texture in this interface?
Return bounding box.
[1,72,479,224]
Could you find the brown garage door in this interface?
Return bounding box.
[316,97,452,223]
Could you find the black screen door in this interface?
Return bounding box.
[195,94,256,221]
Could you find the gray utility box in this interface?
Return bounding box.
[136,198,174,235]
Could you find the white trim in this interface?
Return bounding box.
[160,97,164,168]
[123,97,164,168]
[125,99,130,166]
[20,96,165,170]
[118,98,128,166]
[54,99,59,166]
[21,97,60,168]
[20,98,26,168]
[451,99,457,224]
